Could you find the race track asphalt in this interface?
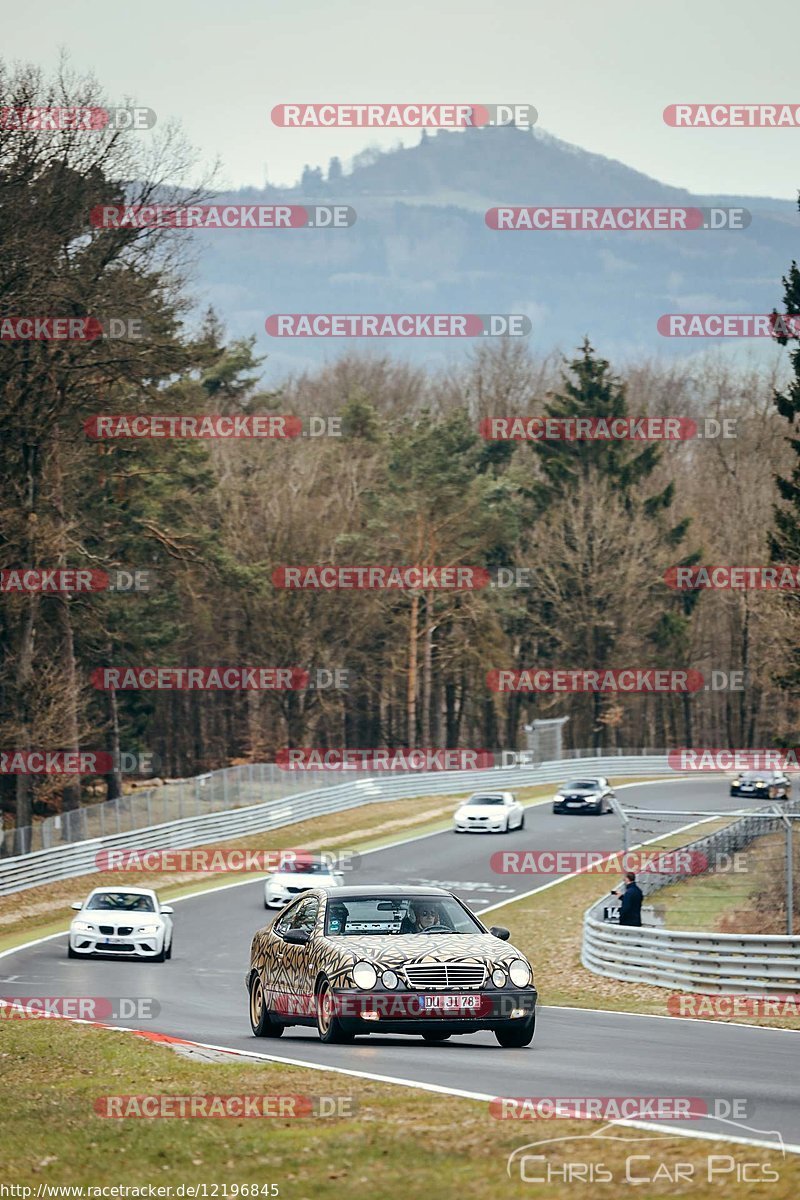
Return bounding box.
[3,777,797,1151]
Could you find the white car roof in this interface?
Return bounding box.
[87,886,159,898]
[466,791,512,799]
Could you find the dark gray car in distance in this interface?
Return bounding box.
[552,777,616,815]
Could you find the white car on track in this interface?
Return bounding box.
[264,855,346,908]
[68,886,173,961]
[453,792,525,834]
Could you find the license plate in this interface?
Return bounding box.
[424,995,481,1010]
[101,938,121,945]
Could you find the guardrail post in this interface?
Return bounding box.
[771,805,794,938]
[786,813,794,938]
[609,794,630,853]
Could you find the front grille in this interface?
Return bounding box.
[102,943,135,952]
[403,962,486,989]
[99,925,114,935]
[99,925,133,935]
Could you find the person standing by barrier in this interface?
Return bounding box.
[611,871,643,926]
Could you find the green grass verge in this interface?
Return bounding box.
[2,1018,796,1196]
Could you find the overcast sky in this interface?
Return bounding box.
[5,0,800,198]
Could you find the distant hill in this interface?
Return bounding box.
[186,125,798,377]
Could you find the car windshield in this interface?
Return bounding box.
[565,780,599,790]
[739,773,768,782]
[86,892,156,912]
[282,861,329,874]
[324,896,484,936]
[465,795,505,806]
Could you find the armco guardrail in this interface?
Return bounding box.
[0,753,672,896]
[582,801,800,993]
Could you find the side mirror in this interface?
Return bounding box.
[70,902,83,911]
[489,926,510,941]
[160,906,174,915]
[283,928,310,945]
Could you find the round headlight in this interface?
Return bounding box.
[381,969,398,990]
[352,961,378,989]
[491,967,507,988]
[509,959,532,987]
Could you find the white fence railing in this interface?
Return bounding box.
[582,801,800,993]
[0,753,672,896]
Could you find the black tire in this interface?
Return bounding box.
[249,974,284,1037]
[495,1011,536,1048]
[503,819,510,833]
[67,945,77,959]
[316,977,355,1044]
[519,811,526,830]
[153,944,166,962]
[165,938,172,960]
[422,1031,451,1043]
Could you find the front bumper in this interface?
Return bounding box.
[69,930,164,957]
[553,799,601,813]
[331,987,537,1033]
[454,821,508,832]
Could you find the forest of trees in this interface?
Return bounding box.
[2,60,800,837]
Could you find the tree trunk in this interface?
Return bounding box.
[421,589,434,745]
[407,592,419,746]
[104,675,123,801]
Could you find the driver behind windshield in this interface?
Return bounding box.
[402,900,450,933]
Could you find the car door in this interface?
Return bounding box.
[264,898,303,1015]
[508,794,523,827]
[284,897,319,1008]
[276,895,320,1016]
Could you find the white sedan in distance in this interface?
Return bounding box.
[264,855,346,908]
[453,792,525,833]
[68,887,173,961]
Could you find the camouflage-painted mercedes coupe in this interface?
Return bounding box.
[246,886,537,1046]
